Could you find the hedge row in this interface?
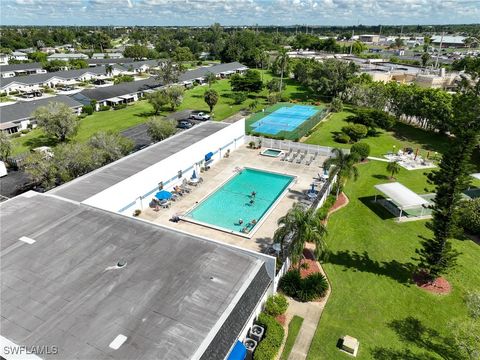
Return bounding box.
[253,313,285,360]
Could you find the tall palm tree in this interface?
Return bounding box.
[205,72,217,88]
[276,48,289,95]
[105,64,113,77]
[386,160,401,179]
[323,148,360,198]
[274,204,327,266]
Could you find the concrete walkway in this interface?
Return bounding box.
[367,156,389,162]
[283,245,332,360]
[285,299,325,360]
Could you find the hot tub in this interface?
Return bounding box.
[261,148,283,158]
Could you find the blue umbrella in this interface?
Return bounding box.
[192,170,197,179]
[155,190,172,200]
[310,183,316,193]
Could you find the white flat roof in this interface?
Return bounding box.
[374,182,429,210]
[471,173,480,180]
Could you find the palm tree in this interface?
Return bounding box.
[204,89,219,114]
[205,72,217,88]
[274,204,327,266]
[323,148,360,198]
[386,160,401,179]
[276,48,289,95]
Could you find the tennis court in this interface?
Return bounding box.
[251,105,319,135]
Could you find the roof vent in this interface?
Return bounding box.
[117,259,127,268]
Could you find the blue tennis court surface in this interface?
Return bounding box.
[251,105,319,135]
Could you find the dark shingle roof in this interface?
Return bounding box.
[0,66,107,88]
[72,77,162,102]
[0,62,43,72]
[180,62,247,82]
[86,58,135,65]
[0,95,83,126]
[200,264,272,360]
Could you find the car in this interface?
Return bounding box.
[177,120,193,129]
[189,112,211,121]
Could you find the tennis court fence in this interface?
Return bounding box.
[245,135,349,157]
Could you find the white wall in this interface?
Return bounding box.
[83,120,246,214]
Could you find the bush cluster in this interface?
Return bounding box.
[113,103,127,110]
[264,294,288,317]
[458,198,480,235]
[334,132,350,143]
[317,195,336,220]
[279,269,329,302]
[341,124,368,142]
[253,313,285,360]
[82,105,94,115]
[98,105,111,111]
[350,142,370,160]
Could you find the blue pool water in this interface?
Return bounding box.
[184,168,294,234]
[251,105,319,135]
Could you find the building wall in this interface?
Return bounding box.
[82,120,246,214]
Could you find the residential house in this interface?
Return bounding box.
[0,62,46,78]
[47,53,89,62]
[10,51,28,61]
[0,95,83,133]
[92,53,124,59]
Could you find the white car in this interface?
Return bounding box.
[190,112,211,121]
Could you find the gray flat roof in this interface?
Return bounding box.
[0,193,268,360]
[50,121,229,202]
[179,62,247,82]
[0,62,43,72]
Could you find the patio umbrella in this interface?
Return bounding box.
[309,183,316,193]
[192,170,197,179]
[155,190,172,200]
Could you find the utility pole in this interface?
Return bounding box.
[434,31,444,69]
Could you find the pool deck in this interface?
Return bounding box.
[140,146,327,253]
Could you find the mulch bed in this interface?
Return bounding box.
[328,192,349,216]
[297,249,321,278]
[276,314,286,326]
[413,271,452,295]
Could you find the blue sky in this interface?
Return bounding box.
[1,0,479,26]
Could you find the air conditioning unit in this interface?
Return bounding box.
[249,325,264,342]
[244,338,258,360]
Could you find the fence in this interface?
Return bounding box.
[245,135,349,157]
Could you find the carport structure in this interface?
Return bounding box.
[374,182,430,220]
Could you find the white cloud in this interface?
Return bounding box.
[1,0,479,25]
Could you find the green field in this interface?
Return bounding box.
[11,71,313,155]
[306,160,480,360]
[304,109,480,169]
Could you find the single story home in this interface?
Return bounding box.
[47,53,89,61]
[0,66,108,94]
[86,58,135,67]
[431,35,466,48]
[92,53,124,59]
[112,60,160,75]
[10,51,28,61]
[71,77,163,109]
[0,95,83,134]
[179,61,248,85]
[0,62,46,78]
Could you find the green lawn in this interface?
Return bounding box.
[11,71,312,155]
[304,109,480,170]
[307,161,480,360]
[281,315,304,360]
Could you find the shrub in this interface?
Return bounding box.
[113,103,127,110]
[316,195,336,220]
[351,142,370,161]
[264,294,289,317]
[99,105,111,111]
[341,124,368,142]
[82,105,94,115]
[254,313,285,360]
[232,91,248,104]
[457,198,480,235]
[334,133,350,143]
[329,97,343,112]
[279,269,329,302]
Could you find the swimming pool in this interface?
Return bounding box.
[183,168,295,236]
[261,148,283,157]
[251,105,319,135]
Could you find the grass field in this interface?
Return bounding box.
[307,160,480,360]
[304,109,480,170]
[11,71,313,155]
[281,315,304,360]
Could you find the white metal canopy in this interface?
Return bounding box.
[471,173,480,180]
[374,182,429,210]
